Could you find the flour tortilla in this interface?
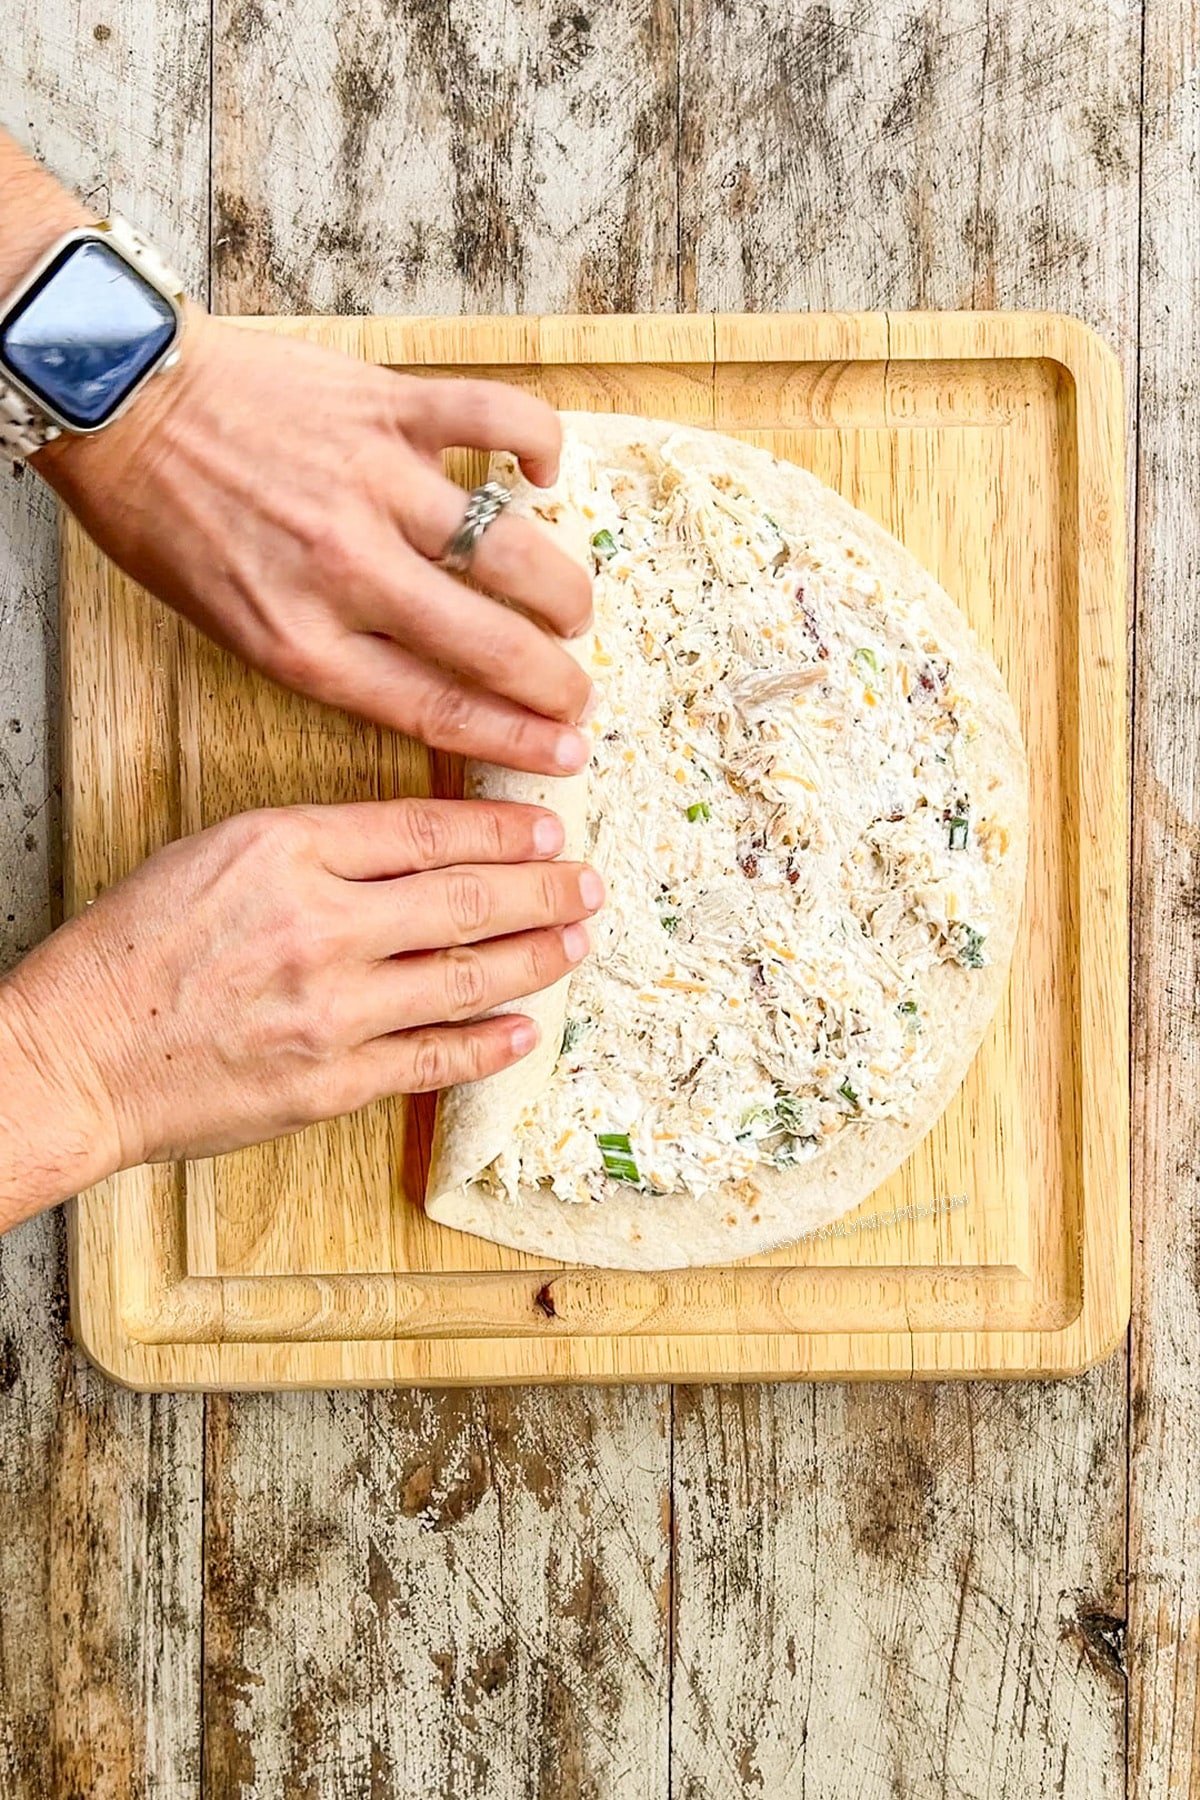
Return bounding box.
[426,414,1028,1270]
[425,485,594,1206]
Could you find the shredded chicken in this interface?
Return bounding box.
[482,430,1013,1209]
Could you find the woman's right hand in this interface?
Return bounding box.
[0,797,601,1220]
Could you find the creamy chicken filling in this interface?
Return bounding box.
[484,436,1008,1208]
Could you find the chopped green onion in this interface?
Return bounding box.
[686,800,711,822]
[853,647,880,680]
[773,1092,810,1136]
[956,925,986,969]
[897,999,919,1017]
[590,529,618,559]
[737,1104,774,1138]
[660,912,680,934]
[837,1079,860,1108]
[560,1017,588,1054]
[764,514,780,531]
[948,816,969,850]
[596,1131,640,1183]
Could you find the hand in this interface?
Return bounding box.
[0,798,601,1218]
[37,312,595,775]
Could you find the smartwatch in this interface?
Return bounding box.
[0,216,186,460]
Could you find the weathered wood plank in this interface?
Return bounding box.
[673,1380,1127,1799]
[673,3,1138,1793]
[1128,2,1200,1791]
[211,0,679,316]
[205,4,677,1793]
[0,2,209,1792]
[203,1389,669,1798]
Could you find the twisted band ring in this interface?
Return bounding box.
[438,481,513,574]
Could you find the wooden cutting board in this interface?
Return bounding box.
[63,311,1129,1389]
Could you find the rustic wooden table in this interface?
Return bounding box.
[0,2,1188,1794]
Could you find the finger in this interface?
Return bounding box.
[401,472,593,641]
[352,860,604,957]
[404,377,562,487]
[298,798,567,880]
[365,551,593,722]
[318,634,591,777]
[351,1013,540,1101]
[353,922,591,1038]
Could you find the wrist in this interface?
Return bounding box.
[0,954,124,1230]
[32,301,213,509]
[0,146,91,303]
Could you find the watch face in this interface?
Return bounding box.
[0,236,178,431]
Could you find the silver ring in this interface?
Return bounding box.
[438,480,512,574]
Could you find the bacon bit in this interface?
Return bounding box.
[785,865,801,886]
[657,977,707,993]
[738,850,759,878]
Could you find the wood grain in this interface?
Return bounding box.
[200,8,680,1793]
[1129,0,1200,1791]
[203,1386,669,1797]
[64,310,1129,1389]
[672,1378,1127,1798]
[674,3,1139,1796]
[211,0,679,317]
[0,3,209,1793]
[0,0,1173,1794]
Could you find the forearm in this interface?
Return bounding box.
[0,950,121,1233]
[0,129,90,299]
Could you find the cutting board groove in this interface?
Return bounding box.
[64,311,1129,1387]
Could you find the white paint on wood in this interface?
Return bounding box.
[0,0,209,1791]
[1129,1,1200,1792]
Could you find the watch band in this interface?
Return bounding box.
[0,215,185,461]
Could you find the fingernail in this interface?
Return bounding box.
[579,867,605,911]
[555,730,589,773]
[533,814,565,855]
[509,1019,539,1054]
[562,922,591,962]
[581,684,601,723]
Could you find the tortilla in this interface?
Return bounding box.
[426,414,1028,1270]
